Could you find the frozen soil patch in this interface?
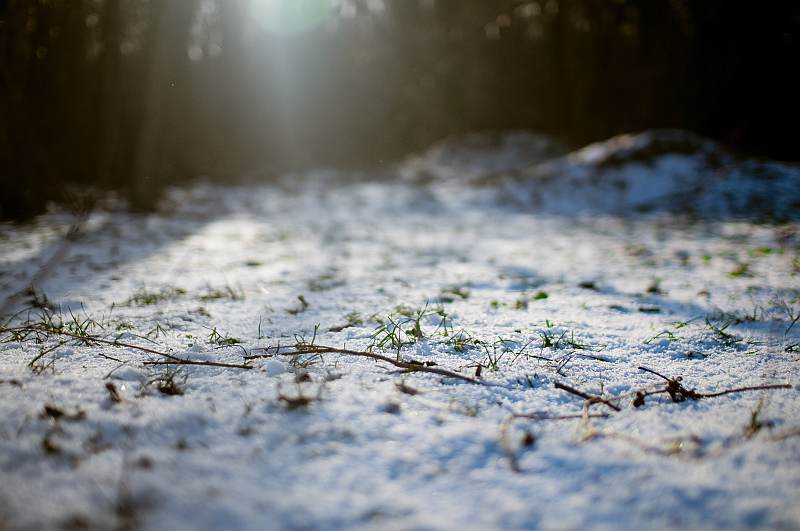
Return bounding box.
[1,166,800,529]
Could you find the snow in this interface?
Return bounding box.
[1,130,799,530]
[505,130,800,218]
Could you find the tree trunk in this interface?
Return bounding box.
[129,1,195,211]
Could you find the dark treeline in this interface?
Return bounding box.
[1,0,798,219]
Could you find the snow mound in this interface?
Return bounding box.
[398,130,566,184]
[505,130,800,218]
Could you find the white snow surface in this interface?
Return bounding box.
[506,130,800,218]
[1,132,799,530]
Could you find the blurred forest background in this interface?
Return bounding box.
[1,0,798,219]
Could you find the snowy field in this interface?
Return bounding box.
[1,132,799,530]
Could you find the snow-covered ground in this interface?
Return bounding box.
[1,132,799,530]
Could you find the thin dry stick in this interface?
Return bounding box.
[27,340,66,367]
[248,344,480,384]
[512,412,610,421]
[553,381,622,411]
[636,366,790,401]
[770,427,800,442]
[570,352,613,363]
[142,359,252,370]
[696,384,791,398]
[637,366,673,381]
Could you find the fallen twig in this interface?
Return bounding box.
[511,412,610,421]
[634,366,791,405]
[142,359,253,369]
[553,381,622,411]
[248,344,480,384]
[770,427,800,442]
[28,340,67,367]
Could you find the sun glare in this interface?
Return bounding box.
[249,0,332,35]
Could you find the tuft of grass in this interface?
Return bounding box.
[288,324,325,368]
[370,316,418,353]
[148,368,185,396]
[199,284,244,302]
[673,316,703,329]
[537,321,592,351]
[644,329,681,345]
[748,246,779,257]
[744,399,773,438]
[207,327,242,346]
[2,306,103,346]
[491,290,550,311]
[146,323,169,339]
[329,311,363,332]
[125,287,186,306]
[438,285,470,303]
[308,271,345,292]
[480,340,512,371]
[23,288,53,310]
[515,290,550,310]
[191,306,211,318]
[114,320,136,331]
[445,329,482,353]
[369,303,451,355]
[728,262,751,278]
[705,318,743,347]
[538,320,562,349]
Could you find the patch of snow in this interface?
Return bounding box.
[1,131,799,530]
[265,360,287,376]
[500,130,800,218]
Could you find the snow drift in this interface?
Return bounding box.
[403,129,800,218]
